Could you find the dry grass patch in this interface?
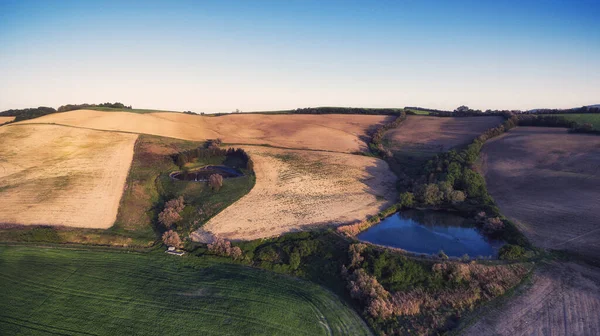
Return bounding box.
[0,116,15,124]
[384,115,503,156]
[18,110,391,152]
[195,146,396,240]
[0,124,137,229]
[479,127,600,259]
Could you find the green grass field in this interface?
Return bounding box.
[0,246,371,336]
[405,109,431,115]
[550,113,600,129]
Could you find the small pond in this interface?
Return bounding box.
[357,210,503,258]
[170,165,243,182]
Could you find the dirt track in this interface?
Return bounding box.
[465,261,600,336]
[0,124,137,228]
[480,127,600,259]
[194,146,396,241]
[18,110,391,153]
[384,115,503,155]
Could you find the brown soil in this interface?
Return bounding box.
[384,115,503,156]
[18,110,391,153]
[193,146,397,241]
[479,127,600,259]
[0,124,137,229]
[0,116,15,124]
[464,261,600,336]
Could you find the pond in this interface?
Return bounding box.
[170,165,243,182]
[357,210,503,258]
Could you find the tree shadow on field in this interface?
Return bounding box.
[360,157,398,211]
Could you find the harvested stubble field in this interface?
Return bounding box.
[194,146,396,241]
[384,115,504,156]
[479,127,600,259]
[18,109,392,152]
[0,124,137,229]
[464,261,600,336]
[0,245,371,336]
[0,116,15,124]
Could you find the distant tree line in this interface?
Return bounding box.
[293,107,405,115]
[523,106,600,115]
[0,106,57,122]
[428,105,515,118]
[57,102,132,112]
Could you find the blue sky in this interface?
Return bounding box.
[1,0,598,112]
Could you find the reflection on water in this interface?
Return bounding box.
[357,210,503,257]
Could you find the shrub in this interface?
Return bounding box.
[208,174,223,191]
[483,217,504,235]
[416,184,443,205]
[498,244,526,260]
[399,192,414,208]
[230,246,243,260]
[207,237,232,256]
[162,230,182,247]
[448,190,466,203]
[158,196,185,228]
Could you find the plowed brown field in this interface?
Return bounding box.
[193,146,397,241]
[465,261,600,336]
[18,110,391,153]
[479,127,600,259]
[384,115,503,156]
[0,124,137,228]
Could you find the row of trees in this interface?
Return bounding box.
[293,107,405,115]
[0,106,57,122]
[57,102,132,112]
[369,111,407,157]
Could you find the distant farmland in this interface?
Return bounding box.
[551,113,600,129]
[0,246,371,336]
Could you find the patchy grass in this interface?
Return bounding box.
[0,245,371,336]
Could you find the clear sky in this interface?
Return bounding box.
[1,0,598,112]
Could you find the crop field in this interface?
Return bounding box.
[464,261,600,336]
[0,245,370,336]
[195,146,396,241]
[551,113,600,129]
[18,109,392,153]
[383,115,503,156]
[0,124,137,229]
[479,127,600,259]
[0,116,15,124]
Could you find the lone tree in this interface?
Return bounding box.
[208,174,223,191]
[158,196,185,228]
[162,230,182,248]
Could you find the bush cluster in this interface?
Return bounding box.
[207,237,243,260]
[342,243,531,334]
